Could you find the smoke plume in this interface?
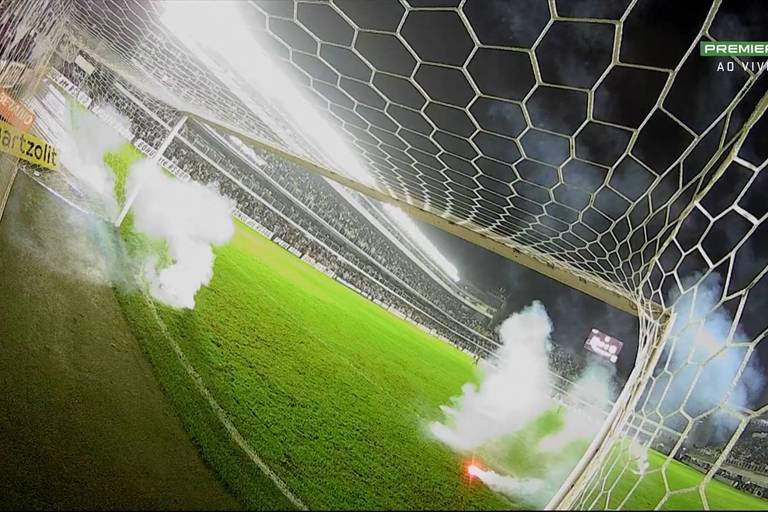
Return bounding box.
[53,98,234,308]
[430,301,554,451]
[126,159,235,309]
[647,273,764,443]
[469,466,548,504]
[431,301,623,506]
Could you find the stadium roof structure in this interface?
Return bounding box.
[67,0,768,318]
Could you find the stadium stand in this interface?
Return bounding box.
[44,42,589,385]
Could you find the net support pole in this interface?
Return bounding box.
[113,114,187,227]
[0,155,19,224]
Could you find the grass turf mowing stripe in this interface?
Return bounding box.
[143,293,308,510]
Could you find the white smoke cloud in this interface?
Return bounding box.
[539,407,599,454]
[59,102,127,216]
[469,466,548,504]
[572,363,617,407]
[538,363,616,457]
[126,159,235,309]
[41,95,234,307]
[648,273,764,441]
[431,301,625,506]
[430,300,555,451]
[628,438,649,476]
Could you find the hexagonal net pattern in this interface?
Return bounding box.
[0,0,69,100]
[40,0,768,508]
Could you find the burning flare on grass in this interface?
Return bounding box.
[468,465,547,503]
[432,301,619,506]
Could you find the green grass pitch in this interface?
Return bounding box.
[116,219,512,510]
[2,141,764,509]
[104,145,766,510]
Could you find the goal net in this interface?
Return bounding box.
[7,0,768,508]
[0,0,68,101]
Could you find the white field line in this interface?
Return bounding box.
[26,174,307,509]
[143,296,309,511]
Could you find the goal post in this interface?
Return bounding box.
[555,89,768,509]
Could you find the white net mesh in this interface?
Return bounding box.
[6,0,768,508]
[0,0,69,100]
[62,0,767,306]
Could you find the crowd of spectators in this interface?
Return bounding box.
[119,79,180,128]
[164,127,495,355]
[727,431,768,475]
[130,29,282,146]
[548,345,585,383]
[0,14,36,65]
[45,51,587,378]
[194,125,492,335]
[85,67,170,148]
[51,50,170,149]
[351,193,469,299]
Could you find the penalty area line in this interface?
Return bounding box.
[143,296,309,511]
